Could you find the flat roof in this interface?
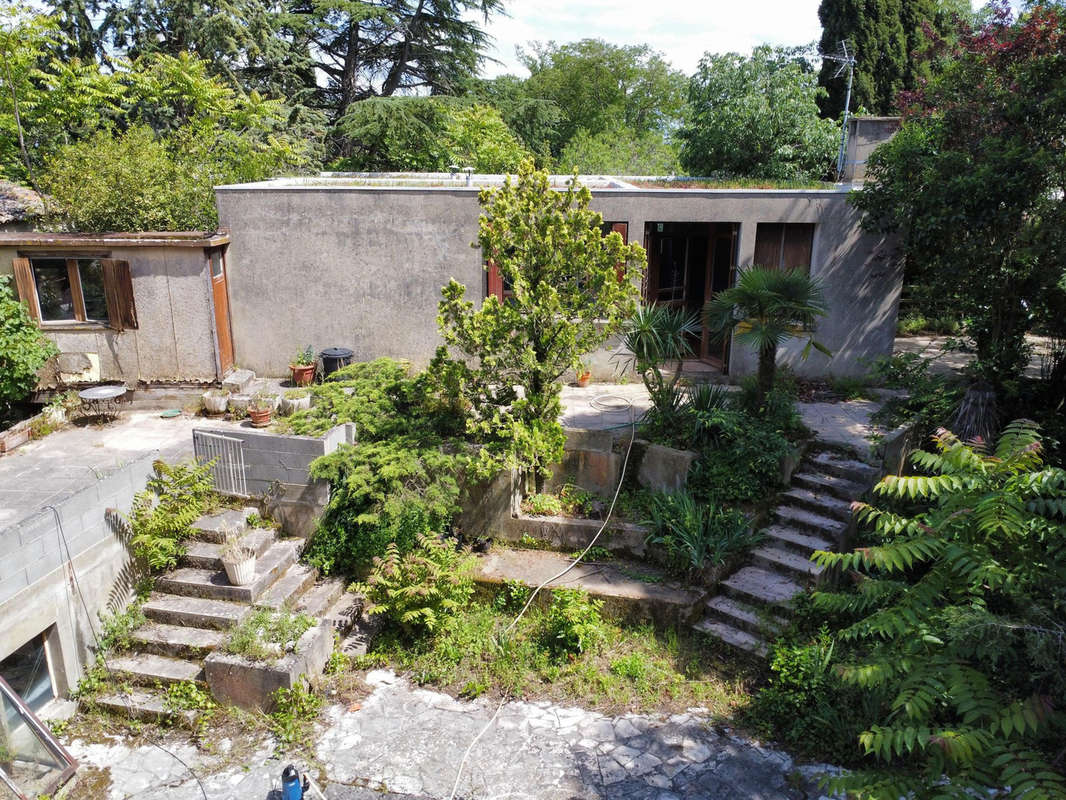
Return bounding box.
[216,172,850,194]
[0,231,230,248]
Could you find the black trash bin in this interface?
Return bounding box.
[319,347,354,378]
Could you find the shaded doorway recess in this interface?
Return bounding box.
[644,222,739,370]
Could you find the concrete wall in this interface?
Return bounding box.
[844,117,902,182]
[0,242,220,385]
[217,183,901,380]
[0,453,156,696]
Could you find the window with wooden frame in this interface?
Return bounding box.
[11,256,137,331]
[752,223,815,272]
[485,221,629,302]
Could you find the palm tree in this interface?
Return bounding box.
[618,304,700,411]
[704,267,831,408]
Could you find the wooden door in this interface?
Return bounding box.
[208,248,234,375]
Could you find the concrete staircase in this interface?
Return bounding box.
[692,449,880,657]
[95,507,361,722]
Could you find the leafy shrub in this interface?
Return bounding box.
[869,351,964,438]
[225,606,316,662]
[358,533,475,638]
[164,680,216,712]
[809,421,1066,798]
[291,359,470,574]
[97,603,147,652]
[748,627,881,762]
[270,684,323,745]
[642,490,756,576]
[541,588,605,657]
[125,459,216,572]
[492,580,531,614]
[0,276,58,420]
[686,408,793,506]
[522,492,564,516]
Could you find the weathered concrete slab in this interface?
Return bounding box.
[637,443,697,492]
[476,548,700,627]
[498,513,649,558]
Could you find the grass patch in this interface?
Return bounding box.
[225,606,316,662]
[358,595,757,716]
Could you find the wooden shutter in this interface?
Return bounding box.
[753,223,784,269]
[486,260,503,301]
[101,259,137,331]
[11,257,39,320]
[781,224,815,272]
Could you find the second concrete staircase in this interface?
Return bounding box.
[96,507,361,721]
[693,448,879,657]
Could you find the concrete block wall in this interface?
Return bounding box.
[0,452,159,696]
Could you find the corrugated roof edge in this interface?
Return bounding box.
[0,230,230,247]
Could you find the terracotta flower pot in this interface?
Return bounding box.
[249,407,273,427]
[290,363,315,386]
[576,372,592,388]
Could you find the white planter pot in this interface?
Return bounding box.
[202,391,230,415]
[279,394,312,416]
[223,557,256,586]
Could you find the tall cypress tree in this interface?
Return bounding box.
[817,0,969,118]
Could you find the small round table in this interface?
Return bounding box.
[77,385,128,421]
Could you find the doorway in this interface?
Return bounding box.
[644,222,739,370]
[207,247,234,376]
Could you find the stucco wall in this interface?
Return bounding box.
[844,117,901,182]
[0,243,219,384]
[0,453,156,696]
[216,184,901,380]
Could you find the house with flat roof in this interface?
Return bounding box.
[214,172,901,381]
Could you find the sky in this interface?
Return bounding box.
[475,0,999,78]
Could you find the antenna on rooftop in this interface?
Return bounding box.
[824,41,857,180]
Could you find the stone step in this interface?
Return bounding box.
[721,566,804,609]
[107,653,205,687]
[181,528,275,570]
[129,623,225,660]
[791,470,868,501]
[221,368,256,394]
[704,595,786,637]
[762,525,834,557]
[142,594,250,630]
[155,541,299,603]
[295,578,348,617]
[774,505,848,540]
[257,563,318,610]
[94,689,197,725]
[807,451,880,485]
[322,593,365,634]
[752,546,824,582]
[692,618,768,657]
[780,488,855,523]
[190,507,257,543]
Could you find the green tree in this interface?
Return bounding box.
[852,3,1066,392]
[678,46,838,180]
[559,128,680,175]
[433,161,645,492]
[333,96,528,172]
[816,0,970,117]
[812,421,1066,799]
[520,39,686,156]
[0,277,58,421]
[704,267,830,408]
[463,74,562,167]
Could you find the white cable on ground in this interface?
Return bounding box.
[447,397,637,800]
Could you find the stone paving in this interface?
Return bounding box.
[65,670,836,800]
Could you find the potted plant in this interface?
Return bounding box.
[220,535,256,586]
[289,345,316,386]
[575,361,592,388]
[279,387,311,416]
[248,392,276,427]
[202,388,230,416]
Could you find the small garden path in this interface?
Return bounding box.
[66,668,837,800]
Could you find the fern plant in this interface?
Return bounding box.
[356,533,475,638]
[811,421,1066,799]
[126,459,216,572]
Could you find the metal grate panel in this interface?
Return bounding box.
[193,430,248,497]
